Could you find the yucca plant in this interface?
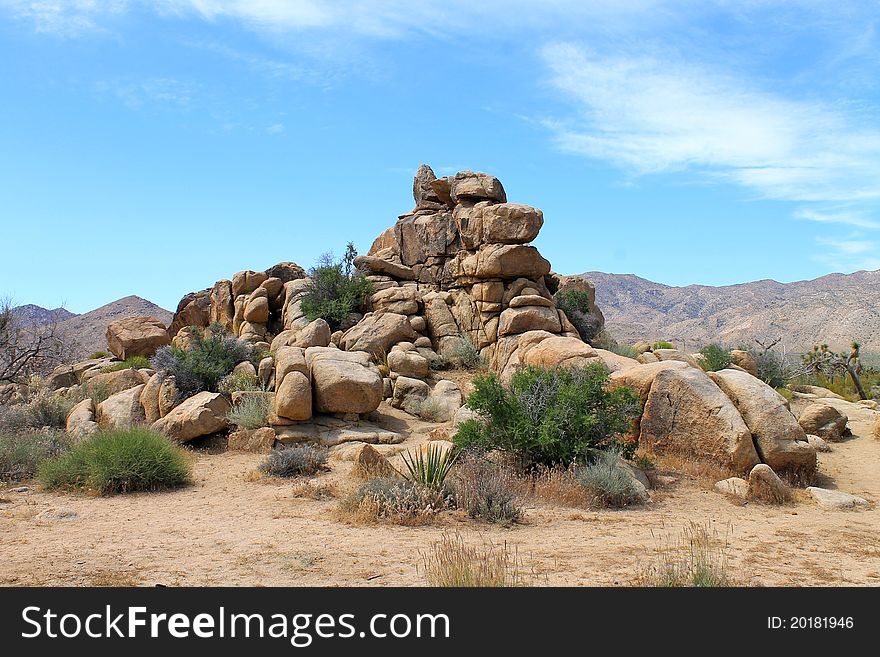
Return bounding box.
[401,443,458,491]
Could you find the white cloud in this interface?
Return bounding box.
[541,42,880,207]
[814,236,880,271]
[794,208,880,229]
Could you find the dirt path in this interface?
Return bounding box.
[2,401,878,587]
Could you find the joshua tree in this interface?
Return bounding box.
[800,342,867,400]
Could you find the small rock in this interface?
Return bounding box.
[805,434,832,452]
[715,477,749,499]
[806,487,869,511]
[748,464,791,504]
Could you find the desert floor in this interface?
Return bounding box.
[1,396,878,587]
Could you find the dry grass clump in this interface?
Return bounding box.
[648,450,738,487]
[451,452,525,524]
[420,532,541,587]
[338,476,452,526]
[637,522,734,587]
[290,480,336,500]
[531,466,592,508]
[259,445,328,479]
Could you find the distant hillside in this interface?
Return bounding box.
[20,296,172,362]
[581,270,880,356]
[11,305,76,327]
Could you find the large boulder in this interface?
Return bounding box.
[274,346,309,383]
[652,348,702,369]
[387,349,430,379]
[729,350,758,377]
[455,244,551,281]
[520,336,597,368]
[370,287,421,316]
[449,171,506,204]
[306,347,383,415]
[608,360,690,406]
[274,371,312,421]
[593,349,640,373]
[423,380,463,422]
[106,316,171,360]
[139,373,164,424]
[498,305,561,337]
[639,367,760,472]
[66,398,97,438]
[151,391,230,442]
[96,385,146,430]
[798,403,849,442]
[709,369,816,476]
[341,313,417,355]
[85,368,146,396]
[391,376,430,415]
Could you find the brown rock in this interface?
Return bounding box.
[798,403,849,442]
[151,391,230,442]
[228,427,276,453]
[66,398,97,438]
[307,347,383,415]
[96,385,146,430]
[106,316,170,360]
[139,373,163,424]
[86,368,146,396]
[449,171,506,203]
[730,350,758,377]
[498,305,561,337]
[341,313,417,355]
[748,463,791,504]
[274,371,312,421]
[520,336,597,368]
[232,270,268,297]
[354,443,397,478]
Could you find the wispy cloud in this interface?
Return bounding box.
[794,208,880,229]
[96,77,202,110]
[541,42,880,206]
[814,235,880,271]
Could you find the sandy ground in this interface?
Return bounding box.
[1,399,878,587]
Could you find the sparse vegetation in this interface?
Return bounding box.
[0,391,74,432]
[652,341,675,350]
[301,243,374,331]
[414,397,445,422]
[88,351,109,360]
[454,364,641,467]
[259,444,328,478]
[446,334,484,370]
[593,330,639,358]
[574,450,646,508]
[226,394,271,430]
[38,428,191,494]
[218,371,263,394]
[341,476,451,524]
[421,532,539,587]
[150,324,261,401]
[699,344,732,372]
[0,430,70,481]
[640,522,733,587]
[555,289,601,341]
[451,452,524,524]
[101,355,152,373]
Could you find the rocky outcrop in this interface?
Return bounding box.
[106,316,170,360]
[709,369,816,477]
[639,366,760,472]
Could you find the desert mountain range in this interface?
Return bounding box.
[581,269,880,356]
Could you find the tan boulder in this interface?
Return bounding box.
[151,391,230,442]
[341,313,417,355]
[354,255,416,281]
[640,367,760,472]
[387,349,430,379]
[456,244,551,280]
[96,385,146,430]
[391,376,430,415]
[158,376,179,417]
[86,368,146,396]
[748,463,791,503]
[274,371,312,421]
[139,373,163,424]
[653,348,702,369]
[607,360,690,406]
[232,270,268,297]
[228,427,276,453]
[66,398,97,438]
[307,347,383,415]
[274,346,309,384]
[730,350,758,377]
[520,336,597,369]
[105,316,170,360]
[296,318,332,349]
[480,203,543,244]
[498,305,561,337]
[243,294,270,323]
[710,369,816,476]
[798,403,849,442]
[449,171,506,203]
[423,380,463,422]
[371,286,421,315]
[593,349,640,373]
[353,443,397,478]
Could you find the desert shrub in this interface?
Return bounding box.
[88,351,109,359]
[428,353,451,370]
[414,397,445,422]
[70,381,113,405]
[38,427,191,494]
[101,355,152,373]
[151,325,260,401]
[0,392,74,432]
[454,364,641,467]
[300,243,374,331]
[0,430,70,481]
[652,341,675,350]
[573,450,645,507]
[555,289,601,341]
[749,347,791,389]
[259,444,328,478]
[217,371,262,394]
[446,334,483,370]
[699,344,732,372]
[641,522,732,587]
[421,532,539,587]
[401,443,457,491]
[227,394,271,430]
[451,452,524,524]
[342,476,450,522]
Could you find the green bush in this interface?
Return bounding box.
[150,324,260,401]
[259,444,328,478]
[38,428,191,494]
[88,351,109,360]
[454,364,641,467]
[401,443,457,491]
[101,355,152,373]
[699,344,732,372]
[574,450,646,507]
[227,394,271,430]
[0,430,70,481]
[555,289,601,341]
[300,243,374,331]
[652,341,675,350]
[451,452,524,524]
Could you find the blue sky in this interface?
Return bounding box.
[1,1,879,313]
